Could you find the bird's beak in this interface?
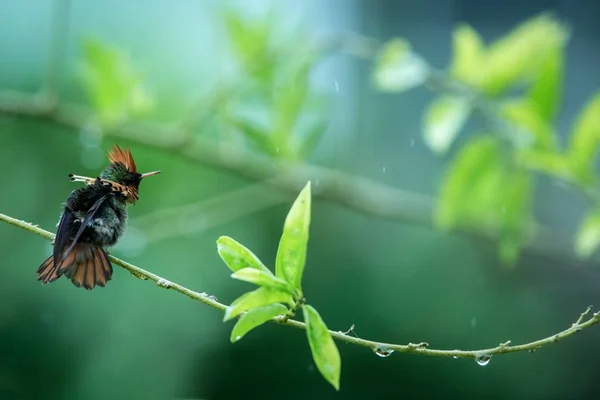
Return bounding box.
[140,170,161,178]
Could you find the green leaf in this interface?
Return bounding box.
[298,116,329,158]
[497,169,533,266]
[436,136,501,230]
[527,45,564,122]
[303,305,341,391]
[422,95,471,154]
[78,38,153,124]
[224,286,292,321]
[567,91,600,183]
[217,236,272,274]
[273,60,311,142]
[230,303,288,342]
[479,13,569,95]
[516,149,570,179]
[223,9,276,83]
[373,38,430,92]
[275,181,311,288]
[437,136,534,265]
[449,23,486,87]
[231,268,295,294]
[227,116,277,156]
[575,210,600,259]
[500,99,557,150]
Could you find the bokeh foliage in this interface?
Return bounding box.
[375,13,600,266]
[77,7,330,162]
[3,3,600,398]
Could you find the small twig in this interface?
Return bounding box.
[2,211,599,360]
[339,324,356,336]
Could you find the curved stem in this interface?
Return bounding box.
[2,211,598,360]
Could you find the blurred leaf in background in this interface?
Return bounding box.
[575,208,600,259]
[449,23,486,88]
[222,9,330,161]
[567,91,600,186]
[373,38,430,92]
[436,136,533,265]
[422,95,471,154]
[78,38,154,125]
[448,13,569,96]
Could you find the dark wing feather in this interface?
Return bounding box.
[62,194,107,260]
[52,202,76,268]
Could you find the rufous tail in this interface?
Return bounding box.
[37,243,113,290]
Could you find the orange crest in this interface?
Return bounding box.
[107,144,137,173]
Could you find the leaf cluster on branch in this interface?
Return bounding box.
[375,13,600,265]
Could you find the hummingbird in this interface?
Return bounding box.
[36,144,161,290]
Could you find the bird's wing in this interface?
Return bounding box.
[61,194,108,260]
[52,199,76,268]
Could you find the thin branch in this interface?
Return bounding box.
[0,90,588,265]
[2,211,599,360]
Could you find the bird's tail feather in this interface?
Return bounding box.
[37,243,113,290]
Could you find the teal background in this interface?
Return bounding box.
[1,1,600,399]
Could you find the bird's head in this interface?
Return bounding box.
[99,145,161,204]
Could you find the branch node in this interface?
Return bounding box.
[407,342,429,350]
[129,271,148,280]
[156,278,173,289]
[198,292,218,302]
[575,305,593,325]
[338,324,356,336]
[499,340,511,348]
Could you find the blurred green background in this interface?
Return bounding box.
[2,0,600,399]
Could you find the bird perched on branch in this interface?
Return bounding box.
[37,144,161,290]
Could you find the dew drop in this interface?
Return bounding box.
[205,294,218,302]
[452,356,458,359]
[382,166,386,173]
[374,346,394,357]
[334,80,340,92]
[475,354,491,366]
[235,336,241,342]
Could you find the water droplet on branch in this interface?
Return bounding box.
[374,346,394,357]
[475,354,491,366]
